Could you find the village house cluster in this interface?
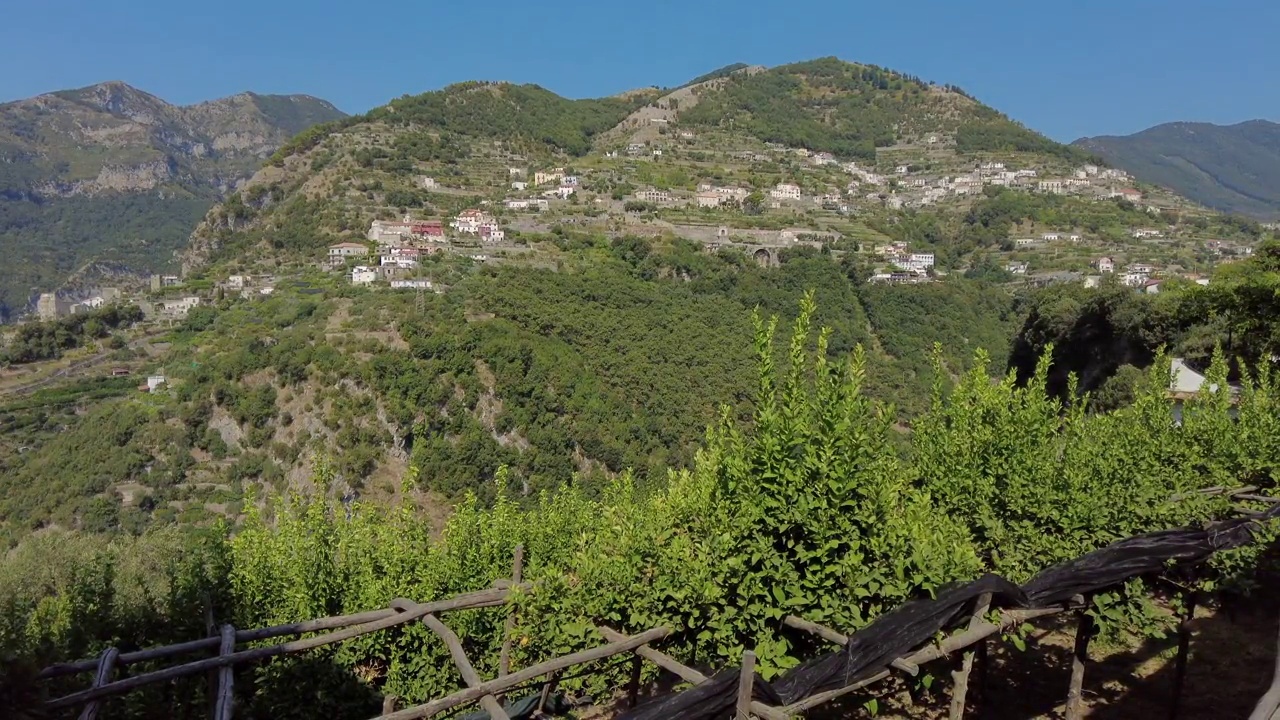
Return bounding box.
[35,288,124,321]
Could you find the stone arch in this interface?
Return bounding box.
[753,248,775,268]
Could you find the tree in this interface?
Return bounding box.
[743,191,765,215]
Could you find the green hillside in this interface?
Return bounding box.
[679,57,1090,161]
[1074,120,1280,220]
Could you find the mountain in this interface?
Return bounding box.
[185,57,1097,266]
[0,82,346,320]
[7,57,1265,546]
[1073,120,1280,220]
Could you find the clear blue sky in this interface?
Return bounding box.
[2,0,1276,141]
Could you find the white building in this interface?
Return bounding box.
[635,189,670,204]
[770,183,802,200]
[1097,257,1115,274]
[451,209,493,234]
[351,266,378,285]
[390,279,433,290]
[695,191,722,208]
[511,181,528,191]
[380,255,418,270]
[909,253,935,270]
[421,177,438,189]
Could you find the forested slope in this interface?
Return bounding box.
[1075,120,1280,220]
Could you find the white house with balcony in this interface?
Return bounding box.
[770,183,802,200]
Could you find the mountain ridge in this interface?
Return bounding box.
[1073,119,1280,220]
[0,81,346,320]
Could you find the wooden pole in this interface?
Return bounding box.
[47,588,518,711]
[1167,592,1198,720]
[1249,614,1280,720]
[204,603,217,719]
[626,654,644,708]
[498,544,525,679]
[736,650,756,720]
[949,592,992,720]
[1065,608,1095,720]
[77,647,119,720]
[415,610,510,720]
[536,672,559,716]
[214,624,236,720]
[374,626,671,720]
[382,696,399,714]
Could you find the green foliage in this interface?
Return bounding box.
[681,58,932,159]
[0,193,210,320]
[1010,244,1280,398]
[1,304,143,364]
[365,83,646,156]
[956,117,1095,163]
[3,297,1279,717]
[917,347,1280,600]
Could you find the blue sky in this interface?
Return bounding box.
[1,0,1276,141]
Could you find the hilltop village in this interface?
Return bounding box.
[315,136,1258,294]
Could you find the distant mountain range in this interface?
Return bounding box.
[0,82,345,321]
[1074,120,1280,220]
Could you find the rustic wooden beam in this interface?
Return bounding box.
[382,696,399,714]
[597,626,707,684]
[214,624,236,720]
[499,544,525,680]
[782,606,1067,715]
[595,626,789,720]
[40,584,520,680]
[783,615,918,675]
[373,626,670,720]
[47,587,517,710]
[414,609,509,720]
[1169,485,1258,502]
[1065,608,1094,720]
[948,592,992,720]
[77,647,119,720]
[736,650,756,720]
[1235,493,1280,505]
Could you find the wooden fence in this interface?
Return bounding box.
[36,488,1280,720]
